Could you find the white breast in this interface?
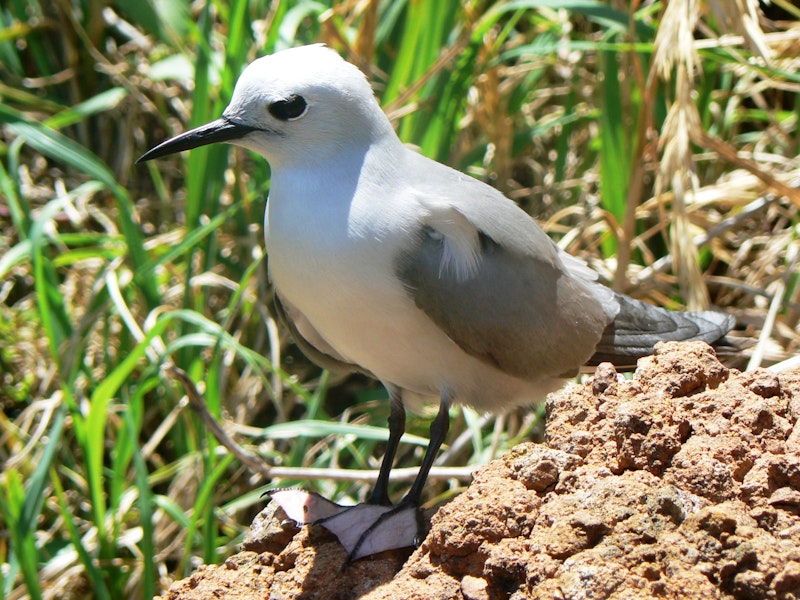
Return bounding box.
[264,148,428,380]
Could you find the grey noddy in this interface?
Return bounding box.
[138,44,734,559]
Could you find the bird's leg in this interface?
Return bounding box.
[369,387,405,506]
[326,393,451,560]
[269,392,451,561]
[403,393,450,506]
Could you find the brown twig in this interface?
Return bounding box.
[163,364,274,480]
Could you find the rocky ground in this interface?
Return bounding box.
[157,341,800,599]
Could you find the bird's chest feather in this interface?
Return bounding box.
[262,158,447,384]
[264,174,412,329]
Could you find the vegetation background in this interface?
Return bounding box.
[1,0,798,597]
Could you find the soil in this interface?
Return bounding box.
[156,341,800,599]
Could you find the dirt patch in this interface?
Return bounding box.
[157,342,800,599]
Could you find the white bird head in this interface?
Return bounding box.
[138,45,393,167]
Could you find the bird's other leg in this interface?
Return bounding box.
[369,385,405,506]
[403,392,451,506]
[336,392,451,560]
[278,391,451,561]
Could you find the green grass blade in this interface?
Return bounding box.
[178,454,235,575]
[4,404,67,599]
[28,195,76,358]
[141,202,241,277]
[127,408,157,600]
[3,468,41,600]
[44,87,128,130]
[264,419,430,447]
[597,48,632,255]
[82,314,173,549]
[0,160,28,233]
[51,470,113,600]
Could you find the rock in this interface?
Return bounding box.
[156,342,800,600]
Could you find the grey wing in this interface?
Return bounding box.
[397,152,734,378]
[395,226,612,382]
[274,293,372,376]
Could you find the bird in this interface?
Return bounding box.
[138,44,734,560]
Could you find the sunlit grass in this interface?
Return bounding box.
[1,0,798,597]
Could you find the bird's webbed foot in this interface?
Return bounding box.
[267,489,424,561]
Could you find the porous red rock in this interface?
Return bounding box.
[157,342,800,600]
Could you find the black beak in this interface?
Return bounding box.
[136,117,258,163]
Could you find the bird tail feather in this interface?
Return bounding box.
[587,293,735,367]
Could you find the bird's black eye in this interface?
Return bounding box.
[268,95,308,121]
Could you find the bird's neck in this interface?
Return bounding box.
[272,129,403,193]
